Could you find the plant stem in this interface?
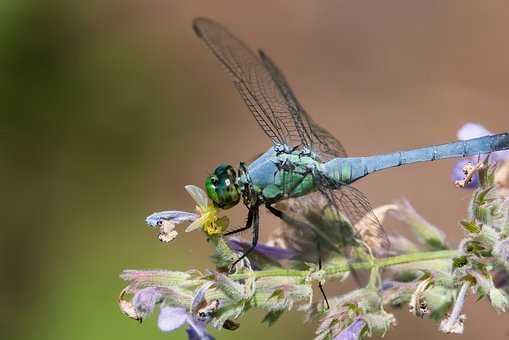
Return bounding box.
[440,280,470,334]
[230,249,459,281]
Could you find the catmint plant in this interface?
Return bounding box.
[119,124,509,339]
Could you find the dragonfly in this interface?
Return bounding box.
[193,18,509,271]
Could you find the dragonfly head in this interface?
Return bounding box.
[205,164,241,209]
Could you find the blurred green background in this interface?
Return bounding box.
[3,1,509,339]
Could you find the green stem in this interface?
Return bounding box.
[230,249,459,281]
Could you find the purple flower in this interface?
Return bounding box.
[118,286,173,321]
[157,281,216,339]
[119,274,217,339]
[158,307,215,340]
[145,211,198,227]
[157,306,188,331]
[132,287,165,319]
[334,319,366,340]
[452,123,509,188]
[227,238,298,261]
[186,325,215,340]
[457,122,491,140]
[145,210,199,242]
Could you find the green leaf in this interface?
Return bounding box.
[460,220,481,234]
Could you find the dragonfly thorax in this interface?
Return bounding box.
[205,164,241,209]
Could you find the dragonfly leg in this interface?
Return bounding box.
[229,208,259,271]
[223,226,251,236]
[316,239,330,309]
[223,217,253,237]
[223,204,258,238]
[266,204,305,228]
[267,204,331,308]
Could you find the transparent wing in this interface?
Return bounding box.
[325,186,390,255]
[258,50,389,256]
[193,18,305,147]
[194,18,389,257]
[258,53,388,257]
[270,186,389,262]
[270,191,355,262]
[258,50,346,160]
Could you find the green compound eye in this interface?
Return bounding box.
[205,175,220,206]
[205,165,241,209]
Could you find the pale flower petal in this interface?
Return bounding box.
[334,319,366,340]
[453,123,509,189]
[158,306,189,332]
[186,326,215,340]
[185,185,210,209]
[185,214,208,232]
[146,211,198,228]
[457,122,491,140]
[133,287,164,318]
[191,281,215,312]
[186,318,215,340]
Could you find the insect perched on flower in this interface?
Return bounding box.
[120,17,509,340]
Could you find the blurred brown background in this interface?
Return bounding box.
[2,1,509,339]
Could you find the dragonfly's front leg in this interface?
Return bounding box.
[229,207,259,271]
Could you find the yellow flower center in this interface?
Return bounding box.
[197,205,229,236]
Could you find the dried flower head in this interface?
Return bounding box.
[452,123,509,189]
